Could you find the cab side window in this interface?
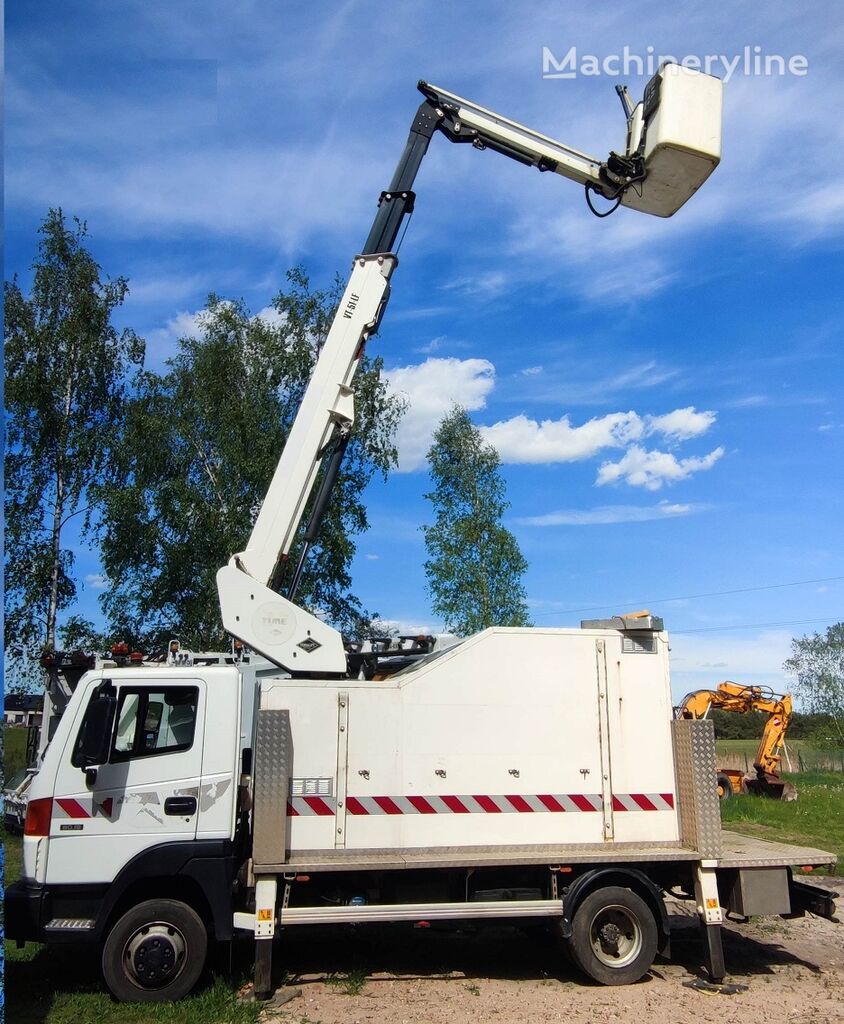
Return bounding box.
[111,687,198,761]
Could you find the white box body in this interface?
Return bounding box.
[261,626,679,853]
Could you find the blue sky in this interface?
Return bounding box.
[6,1,843,700]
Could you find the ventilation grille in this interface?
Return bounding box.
[622,635,656,654]
[291,777,333,797]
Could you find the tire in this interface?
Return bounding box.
[716,773,733,801]
[567,886,658,986]
[102,898,208,1003]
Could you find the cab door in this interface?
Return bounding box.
[47,677,207,886]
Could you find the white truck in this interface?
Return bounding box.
[7,68,837,1003]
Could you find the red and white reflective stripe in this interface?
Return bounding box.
[612,793,675,812]
[346,794,604,814]
[54,798,90,819]
[287,796,336,816]
[288,793,674,816]
[52,796,114,819]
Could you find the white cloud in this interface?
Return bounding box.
[415,335,447,355]
[481,410,643,464]
[384,357,495,471]
[254,305,287,328]
[382,349,720,478]
[365,553,380,560]
[144,307,216,363]
[515,501,698,527]
[645,407,716,442]
[166,309,207,339]
[442,271,509,298]
[84,573,109,590]
[520,365,543,377]
[597,445,725,491]
[126,272,209,308]
[608,361,679,393]
[8,142,382,254]
[479,406,716,465]
[509,359,682,409]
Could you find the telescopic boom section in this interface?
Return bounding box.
[217,71,722,674]
[417,82,607,188]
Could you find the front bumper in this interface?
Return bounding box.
[5,880,50,943]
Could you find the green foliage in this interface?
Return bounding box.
[3,726,30,781]
[422,406,530,636]
[710,708,762,740]
[784,623,844,744]
[4,209,143,686]
[88,270,403,652]
[712,708,839,743]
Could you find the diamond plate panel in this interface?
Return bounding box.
[672,718,722,859]
[253,709,293,870]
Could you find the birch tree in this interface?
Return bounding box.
[90,271,403,651]
[423,406,531,635]
[785,623,844,743]
[4,209,143,677]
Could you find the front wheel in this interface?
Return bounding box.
[567,886,658,985]
[102,898,208,1002]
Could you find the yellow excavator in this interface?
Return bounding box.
[676,681,797,801]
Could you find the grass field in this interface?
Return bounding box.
[3,726,30,781]
[719,770,843,871]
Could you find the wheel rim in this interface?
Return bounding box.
[123,921,188,989]
[588,904,643,968]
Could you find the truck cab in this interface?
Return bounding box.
[8,664,247,1001]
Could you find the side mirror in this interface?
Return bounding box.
[72,680,117,782]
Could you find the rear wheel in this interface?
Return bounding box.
[567,886,658,986]
[716,773,733,800]
[102,898,208,1002]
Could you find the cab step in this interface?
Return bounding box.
[45,918,96,933]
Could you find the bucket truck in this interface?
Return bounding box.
[7,66,838,1005]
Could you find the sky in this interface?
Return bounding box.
[5,0,843,701]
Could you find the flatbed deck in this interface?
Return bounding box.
[716,830,836,869]
[266,829,836,874]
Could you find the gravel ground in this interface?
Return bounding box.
[259,878,844,1024]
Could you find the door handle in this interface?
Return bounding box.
[164,796,197,816]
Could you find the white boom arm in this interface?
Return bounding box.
[427,83,607,187]
[218,67,722,674]
[217,255,394,674]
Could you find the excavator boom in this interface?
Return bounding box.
[676,682,796,799]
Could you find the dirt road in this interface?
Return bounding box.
[262,878,843,1024]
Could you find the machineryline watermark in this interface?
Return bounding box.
[542,46,809,82]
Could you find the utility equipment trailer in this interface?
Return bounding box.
[7,68,838,1003]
